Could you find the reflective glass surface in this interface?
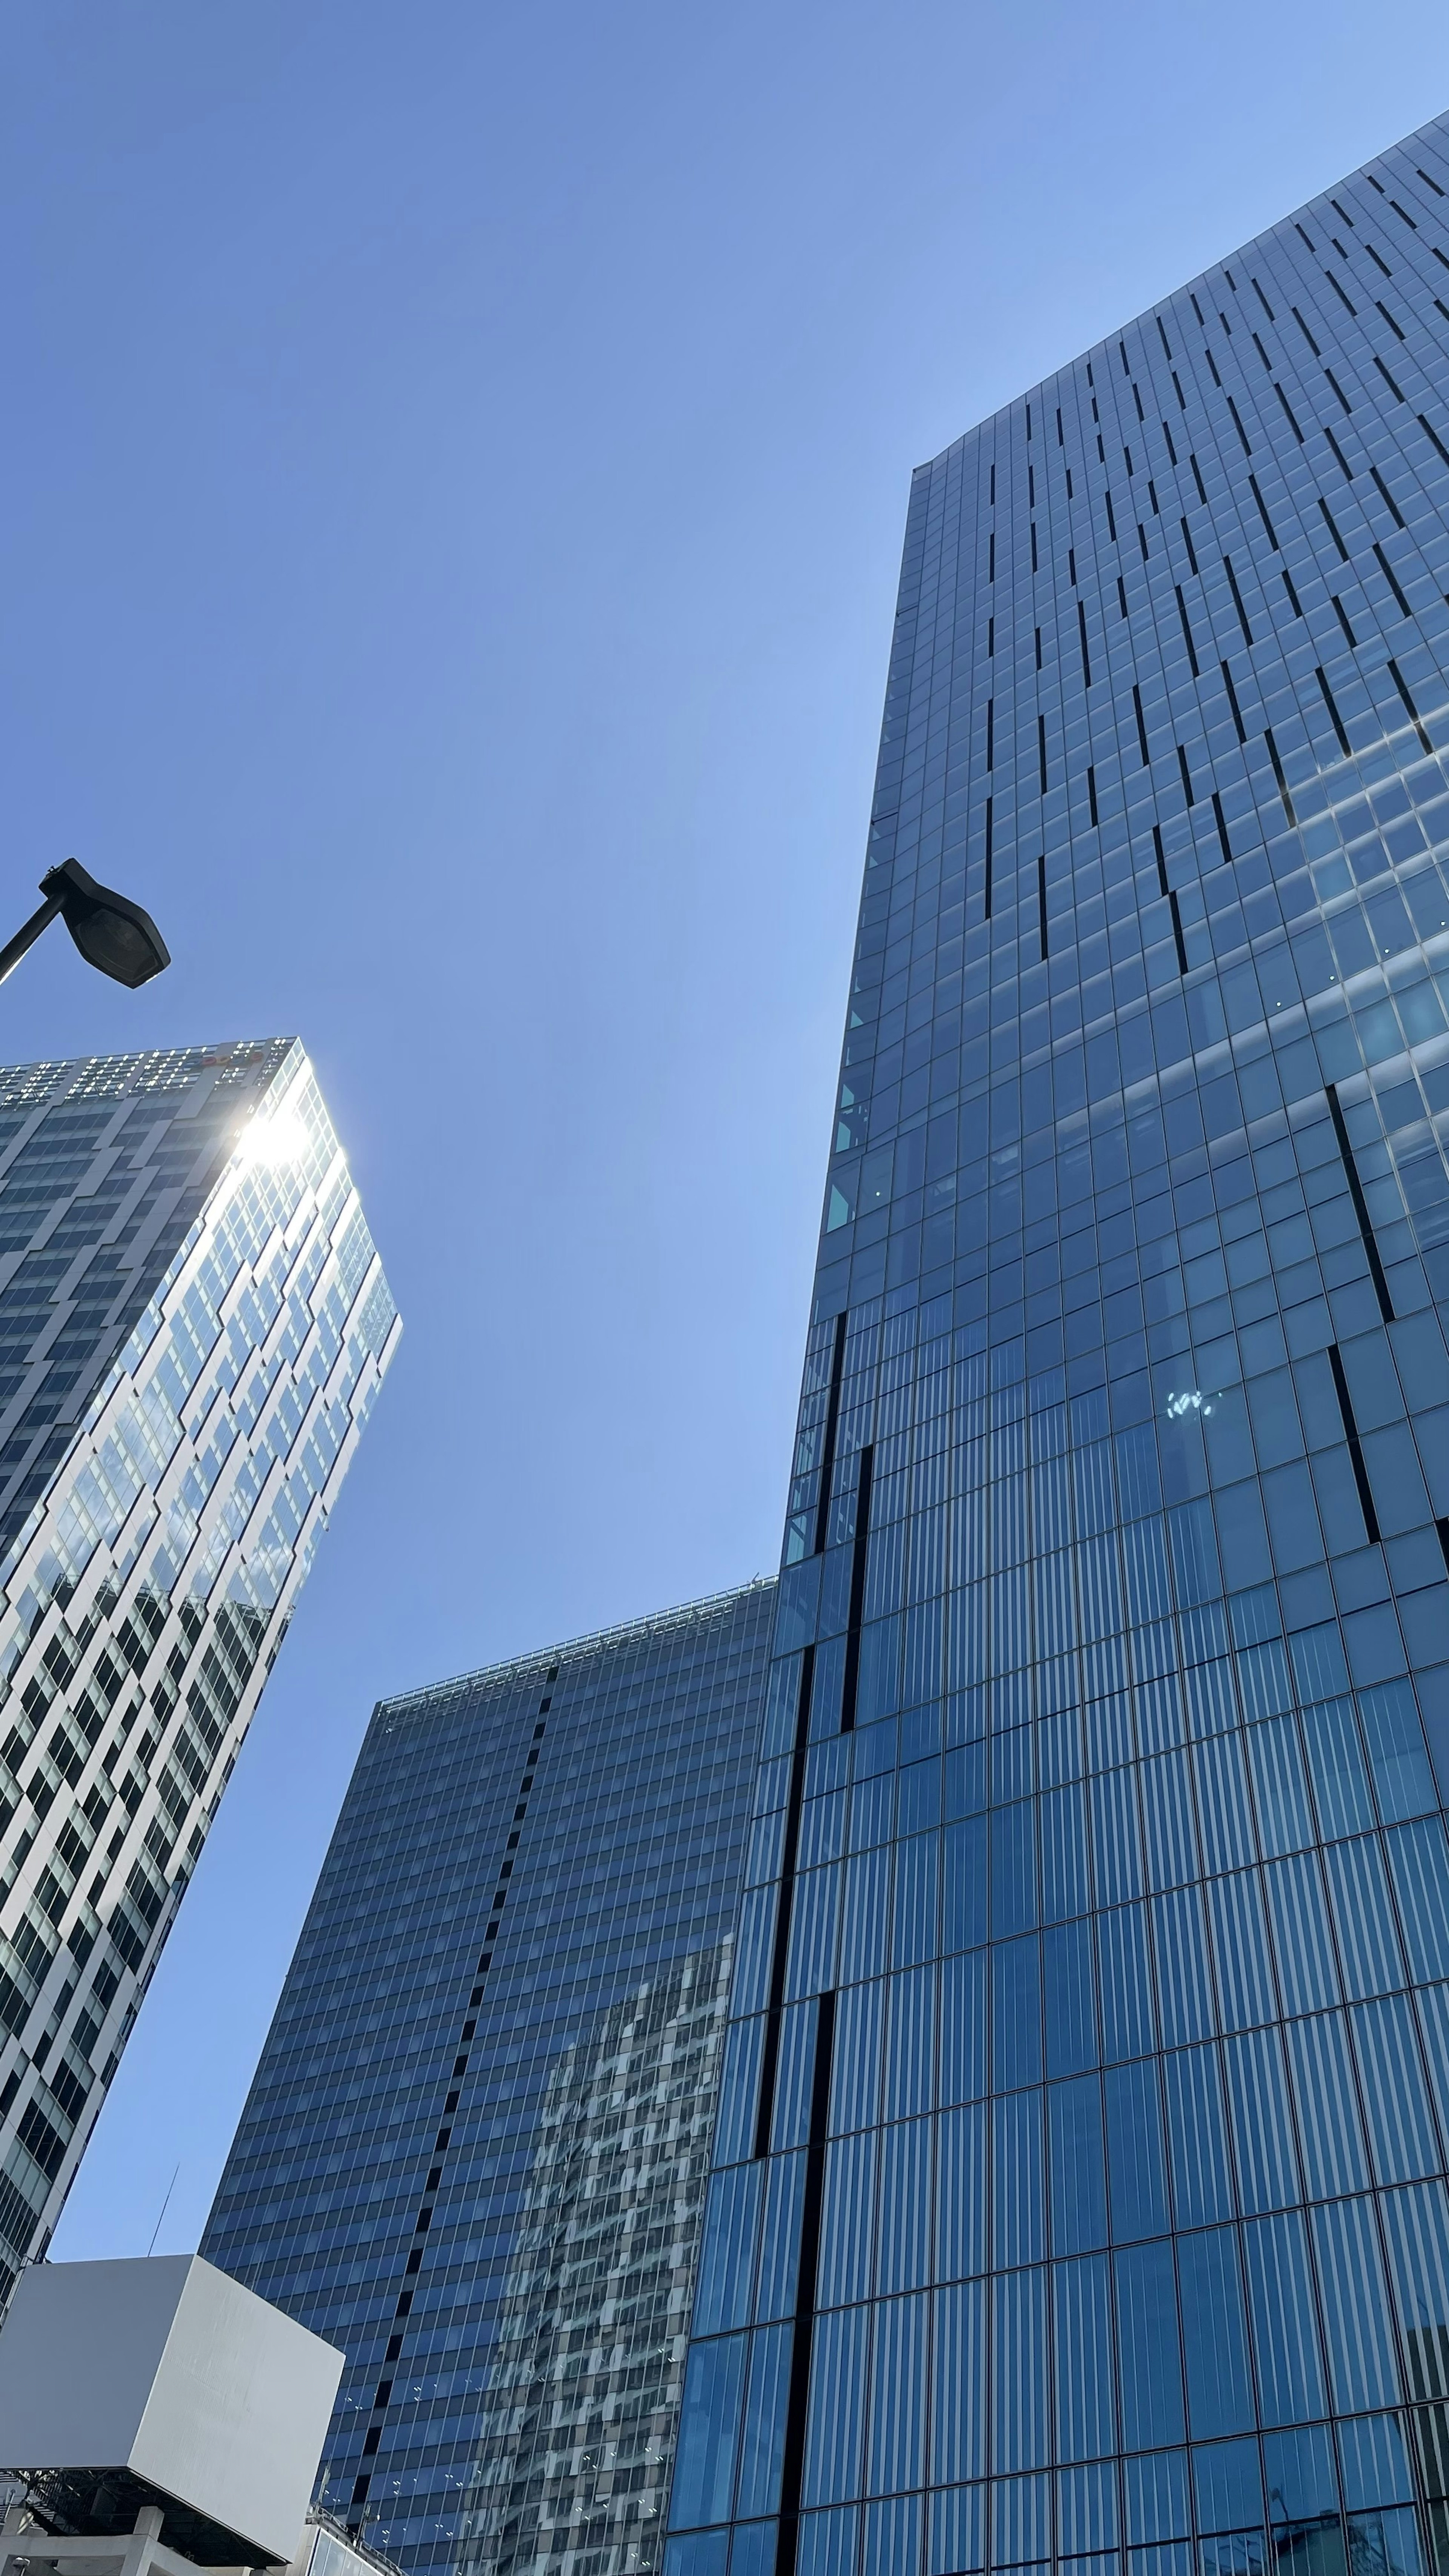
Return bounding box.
[670,110,1449,2576]
[0,1039,398,2299]
[202,1580,776,2575]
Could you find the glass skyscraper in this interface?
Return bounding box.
[666,109,1449,2576]
[0,1038,397,2301]
[201,1578,776,2576]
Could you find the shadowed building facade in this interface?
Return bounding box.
[202,1580,776,2576]
[666,109,1449,2576]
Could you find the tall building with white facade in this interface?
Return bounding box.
[0,1038,398,2298]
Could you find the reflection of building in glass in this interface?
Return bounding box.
[203,1581,775,2576]
[460,1939,734,2576]
[0,1041,398,2300]
[668,107,1449,2576]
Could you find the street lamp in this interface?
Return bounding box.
[0,860,170,992]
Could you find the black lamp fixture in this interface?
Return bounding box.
[0,860,170,993]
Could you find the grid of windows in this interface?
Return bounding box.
[0,1040,397,2299]
[202,1580,776,2576]
[669,112,1449,2576]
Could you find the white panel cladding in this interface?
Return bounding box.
[0,1043,400,2295]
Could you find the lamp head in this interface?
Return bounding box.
[40,859,170,989]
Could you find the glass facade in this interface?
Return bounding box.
[0,1038,398,2301]
[201,1578,777,2576]
[667,111,1449,2576]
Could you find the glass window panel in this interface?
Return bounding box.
[695,2164,763,2334]
[867,2292,929,2496]
[1223,2026,1301,2213]
[1058,2458,1119,2551]
[671,2336,747,2529]
[895,1831,942,1969]
[1140,1750,1200,1892]
[1243,2210,1328,2424]
[886,1964,937,2118]
[1092,1766,1145,1904]
[1041,1783,1092,1921]
[1345,2508,1426,2576]
[1263,2422,1338,2524]
[1337,2414,1416,2511]
[1380,2181,1449,2399]
[1123,2450,1191,2543]
[1246,1715,1315,1856]
[1045,1918,1100,2076]
[818,2132,877,2309]
[861,2493,922,2575]
[840,1848,892,1983]
[1054,2253,1117,2461]
[1386,1817,1449,1982]
[1105,2057,1171,2239]
[773,1998,823,2150]
[1051,2073,1109,2255]
[1194,1737,1258,1875]
[1116,2239,1187,2450]
[1264,1850,1341,2013]
[1178,2227,1255,2438]
[1164,2046,1234,2227]
[1415,1984,1449,2154]
[945,1816,989,1952]
[1209,1869,1279,2032]
[735,2325,792,2521]
[1312,2196,1401,2411]
[1152,1889,1217,2046]
[1285,2010,1370,2198]
[994,1936,1044,2090]
[937,2103,988,2283]
[728,2526,778,2576]
[993,2265,1051,2472]
[995,2088,1046,2268]
[787,1862,842,2000]
[929,2484,986,2575]
[830,1978,884,2136]
[1302,1698,1375,1838]
[1194,2437,1264,2535]
[1353,1996,1442,2184]
[801,2304,869,2507]
[993,1801,1040,1936]
[715,2018,766,2167]
[877,2118,934,2293]
[665,2536,729,2576]
[941,1950,988,2105]
[1324,1836,1407,2000]
[1359,1680,1438,1824]
[755,2151,806,2324]
[1101,1902,1160,2057]
[932,2280,987,2485]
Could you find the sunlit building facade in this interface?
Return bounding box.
[0,1038,398,2299]
[201,1579,776,2576]
[667,111,1449,2576]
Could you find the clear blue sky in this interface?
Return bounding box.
[10,0,1441,2260]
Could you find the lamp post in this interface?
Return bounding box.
[0,860,169,992]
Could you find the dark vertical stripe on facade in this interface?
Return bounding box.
[774,1989,837,2576]
[354,1671,558,2513]
[812,1313,848,1556]
[1265,726,1295,823]
[1329,1343,1381,1544]
[1327,1084,1395,1321]
[753,1646,817,2158]
[838,1446,875,1734]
